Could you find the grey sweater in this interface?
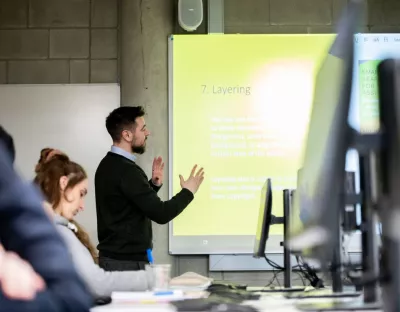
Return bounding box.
[54,215,153,298]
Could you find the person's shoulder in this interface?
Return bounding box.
[56,223,72,236]
[96,152,129,175]
[97,152,114,165]
[56,224,79,246]
[100,152,137,167]
[56,224,93,258]
[96,153,109,170]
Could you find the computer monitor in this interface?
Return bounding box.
[288,0,364,262]
[294,170,358,236]
[253,178,272,258]
[377,58,400,312]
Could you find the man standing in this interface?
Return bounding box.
[95,106,204,271]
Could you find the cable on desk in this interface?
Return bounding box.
[262,255,317,288]
[263,255,283,288]
[295,256,324,288]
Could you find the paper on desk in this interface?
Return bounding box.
[169,283,211,291]
[91,303,175,312]
[169,271,212,290]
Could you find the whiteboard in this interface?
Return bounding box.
[0,84,120,244]
[168,35,364,257]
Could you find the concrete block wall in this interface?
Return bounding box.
[223,0,400,34]
[0,0,118,84]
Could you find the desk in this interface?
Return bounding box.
[91,292,383,312]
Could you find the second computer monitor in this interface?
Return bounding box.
[253,178,273,258]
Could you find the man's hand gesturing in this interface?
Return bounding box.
[179,165,205,195]
[151,156,165,186]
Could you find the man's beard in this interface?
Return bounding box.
[132,143,146,154]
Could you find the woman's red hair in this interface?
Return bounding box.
[35,154,98,263]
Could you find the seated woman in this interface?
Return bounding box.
[34,147,64,174]
[34,147,65,217]
[0,142,92,311]
[35,154,154,298]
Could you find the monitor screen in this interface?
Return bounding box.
[288,0,364,258]
[253,178,273,258]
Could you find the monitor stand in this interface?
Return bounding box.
[256,190,306,294]
[283,255,361,300]
[283,190,356,301]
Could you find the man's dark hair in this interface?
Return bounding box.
[0,125,15,163]
[105,106,145,142]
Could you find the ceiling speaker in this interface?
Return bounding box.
[178,0,203,32]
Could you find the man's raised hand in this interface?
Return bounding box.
[179,165,205,195]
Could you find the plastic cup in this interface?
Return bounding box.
[146,264,171,291]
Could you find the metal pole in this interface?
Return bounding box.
[207,0,224,34]
[359,153,379,303]
[283,189,292,288]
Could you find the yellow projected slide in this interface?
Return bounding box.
[171,35,334,236]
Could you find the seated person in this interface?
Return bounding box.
[35,154,154,298]
[31,147,68,217]
[0,140,92,311]
[34,147,64,174]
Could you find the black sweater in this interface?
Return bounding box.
[95,152,194,260]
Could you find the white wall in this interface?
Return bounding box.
[0,84,120,243]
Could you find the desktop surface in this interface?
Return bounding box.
[296,298,381,311]
[90,286,381,312]
[172,298,259,312]
[285,289,361,300]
